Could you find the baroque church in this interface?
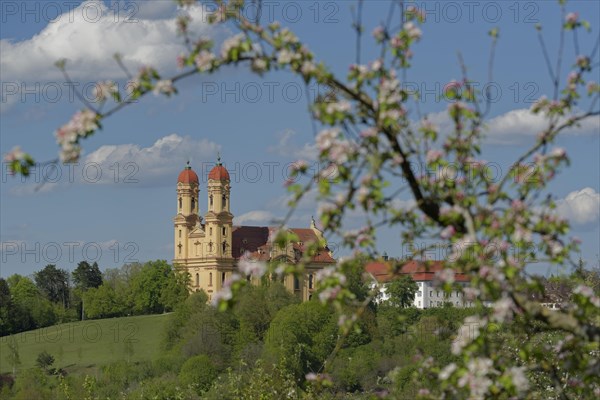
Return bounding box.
[173,159,336,302]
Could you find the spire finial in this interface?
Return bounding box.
[185,160,191,169]
[217,152,221,166]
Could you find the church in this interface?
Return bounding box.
[173,159,336,302]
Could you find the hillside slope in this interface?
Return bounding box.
[0,314,171,374]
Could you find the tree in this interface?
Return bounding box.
[5,1,599,398]
[0,278,13,334]
[385,275,418,308]
[72,261,103,291]
[34,265,70,308]
[9,275,56,330]
[178,354,218,395]
[159,269,190,312]
[5,336,21,375]
[129,260,172,314]
[35,351,55,372]
[263,301,337,381]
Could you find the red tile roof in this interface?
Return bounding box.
[231,226,335,263]
[365,260,470,283]
[178,167,199,184]
[208,165,230,181]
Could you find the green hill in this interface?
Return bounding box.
[0,314,171,375]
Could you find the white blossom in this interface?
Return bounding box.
[153,80,175,96]
[93,81,117,102]
[238,252,267,278]
[220,33,244,59]
[194,50,216,72]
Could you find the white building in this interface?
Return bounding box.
[366,260,475,309]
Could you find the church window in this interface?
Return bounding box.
[209,273,213,286]
[195,273,199,287]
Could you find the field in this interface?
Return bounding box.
[0,314,171,375]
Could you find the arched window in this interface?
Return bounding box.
[195,273,199,287]
[210,227,213,235]
[222,241,227,253]
[222,195,227,209]
[294,276,300,291]
[210,195,213,208]
[308,274,314,289]
[191,198,195,211]
[179,229,181,238]
[222,272,226,284]
[222,226,226,236]
[178,197,182,209]
[209,273,213,286]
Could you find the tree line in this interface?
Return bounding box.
[0,260,189,336]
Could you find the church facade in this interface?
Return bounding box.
[173,160,335,302]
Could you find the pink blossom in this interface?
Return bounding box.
[403,22,422,40]
[550,147,566,158]
[436,268,455,284]
[565,12,578,24]
[372,26,385,42]
[3,146,25,163]
[426,149,443,164]
[440,225,456,239]
[360,128,377,138]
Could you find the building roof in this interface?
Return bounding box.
[208,156,230,181]
[178,163,199,184]
[365,260,470,283]
[231,226,335,263]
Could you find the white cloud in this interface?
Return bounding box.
[268,129,318,161]
[1,1,214,84]
[8,134,220,194]
[486,109,600,144]
[83,133,221,186]
[556,187,600,227]
[424,108,600,145]
[235,210,280,225]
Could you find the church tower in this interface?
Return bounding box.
[174,162,200,262]
[205,156,233,259]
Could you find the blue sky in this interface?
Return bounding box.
[1,0,599,278]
